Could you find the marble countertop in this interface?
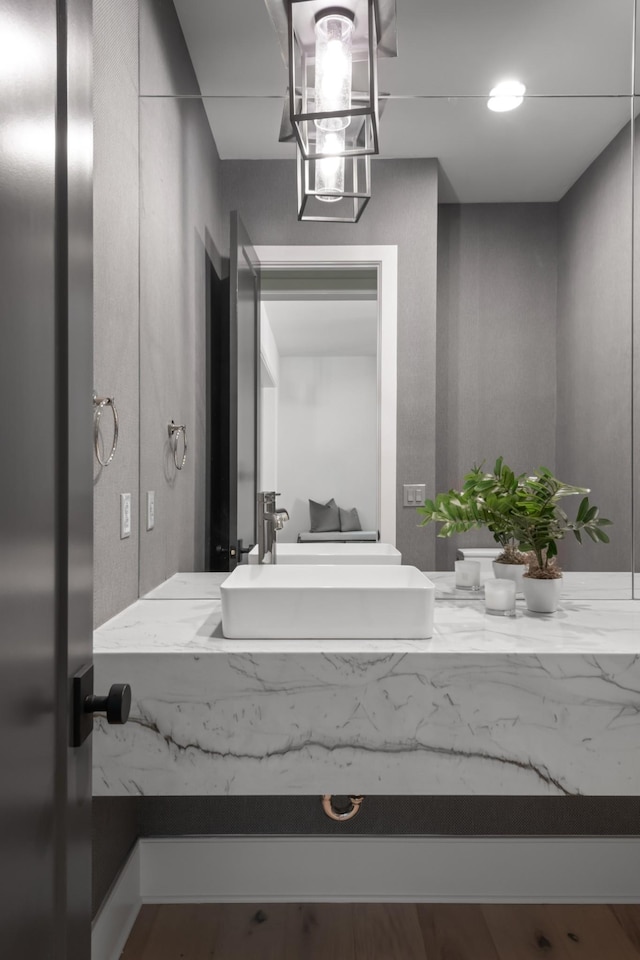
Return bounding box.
[94,571,640,797]
[94,571,640,656]
[142,572,227,600]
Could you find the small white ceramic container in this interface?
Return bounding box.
[492,561,527,590]
[522,576,563,614]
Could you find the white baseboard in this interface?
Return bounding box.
[140,836,640,904]
[92,835,640,957]
[92,843,141,960]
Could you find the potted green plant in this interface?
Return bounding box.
[417,458,529,586]
[458,459,530,587]
[417,460,612,614]
[507,467,611,613]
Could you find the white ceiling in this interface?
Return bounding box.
[170,0,636,202]
[265,300,378,356]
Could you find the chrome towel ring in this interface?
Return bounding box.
[168,421,187,470]
[93,393,119,467]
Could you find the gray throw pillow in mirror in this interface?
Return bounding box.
[309,497,340,532]
[339,506,362,532]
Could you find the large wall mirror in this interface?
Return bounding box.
[133,0,637,602]
[636,94,640,598]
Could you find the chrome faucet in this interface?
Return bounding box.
[257,491,289,564]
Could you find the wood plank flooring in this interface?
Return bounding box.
[121,903,640,959]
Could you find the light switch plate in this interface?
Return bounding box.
[120,493,132,538]
[147,491,155,531]
[403,483,426,507]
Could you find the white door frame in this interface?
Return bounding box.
[255,245,398,546]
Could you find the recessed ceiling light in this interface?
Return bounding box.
[487,80,526,113]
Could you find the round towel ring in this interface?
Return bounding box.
[93,394,119,467]
[321,794,364,822]
[168,421,187,470]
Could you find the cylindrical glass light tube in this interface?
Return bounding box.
[314,10,354,132]
[315,127,345,202]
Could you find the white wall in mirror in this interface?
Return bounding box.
[255,245,398,545]
[259,314,279,493]
[261,298,378,541]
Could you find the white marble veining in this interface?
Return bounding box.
[94,572,640,798]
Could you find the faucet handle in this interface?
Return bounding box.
[272,508,289,530]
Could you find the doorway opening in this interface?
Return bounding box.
[254,245,398,546]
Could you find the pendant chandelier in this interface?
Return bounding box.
[297,141,371,222]
[265,0,398,221]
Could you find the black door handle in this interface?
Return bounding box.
[85,683,131,725]
[72,664,132,747]
[215,543,237,559]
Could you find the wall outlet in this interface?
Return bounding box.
[403,483,426,507]
[120,493,132,539]
[147,491,155,531]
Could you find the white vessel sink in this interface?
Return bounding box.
[247,542,401,565]
[221,565,434,639]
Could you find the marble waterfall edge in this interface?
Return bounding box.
[93,576,640,798]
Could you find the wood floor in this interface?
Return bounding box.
[122,902,640,959]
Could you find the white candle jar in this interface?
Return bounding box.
[454,560,481,591]
[485,578,517,616]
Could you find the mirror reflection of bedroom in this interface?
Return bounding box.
[259,266,380,543]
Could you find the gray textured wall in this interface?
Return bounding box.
[92,798,138,919]
[137,0,226,597]
[434,133,633,576]
[557,125,633,572]
[93,0,140,627]
[93,0,227,617]
[221,159,439,570]
[139,0,200,96]
[435,204,559,570]
[138,95,224,595]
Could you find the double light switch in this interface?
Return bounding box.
[403,483,426,507]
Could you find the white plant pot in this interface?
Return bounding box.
[522,576,563,614]
[492,561,527,590]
